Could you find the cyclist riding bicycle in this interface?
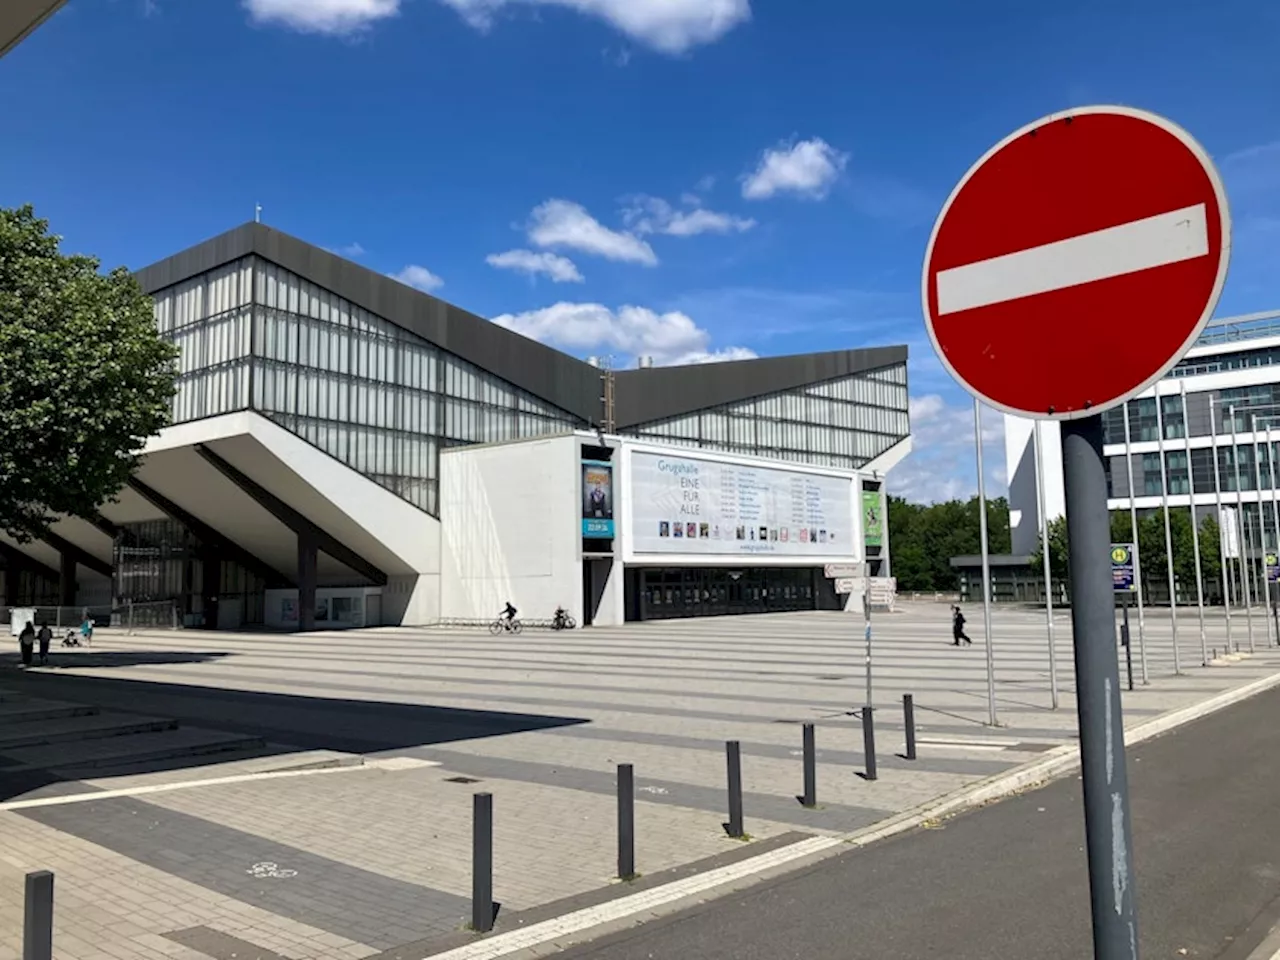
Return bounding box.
[502,601,518,623]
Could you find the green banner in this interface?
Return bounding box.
[863,491,883,546]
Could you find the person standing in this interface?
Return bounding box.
[17,621,35,667]
[952,605,972,646]
[36,621,52,665]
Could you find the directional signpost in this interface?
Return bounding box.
[923,106,1231,960]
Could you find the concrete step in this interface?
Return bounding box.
[0,699,99,723]
[0,713,179,749]
[0,727,267,772]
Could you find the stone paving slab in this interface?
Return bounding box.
[0,603,1276,960]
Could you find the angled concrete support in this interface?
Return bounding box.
[83,512,120,540]
[41,530,111,579]
[0,541,58,584]
[126,477,291,588]
[195,444,387,585]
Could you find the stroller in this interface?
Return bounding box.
[61,629,83,647]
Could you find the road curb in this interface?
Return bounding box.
[422,665,1280,960]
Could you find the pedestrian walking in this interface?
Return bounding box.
[17,622,35,667]
[952,605,972,646]
[36,621,52,665]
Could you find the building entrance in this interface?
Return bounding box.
[626,567,842,621]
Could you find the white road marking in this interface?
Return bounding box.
[0,758,416,811]
[935,203,1209,315]
[421,836,841,960]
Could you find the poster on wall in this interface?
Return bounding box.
[862,491,883,546]
[281,597,298,624]
[629,451,855,557]
[582,459,616,538]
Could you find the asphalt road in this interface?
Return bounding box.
[560,686,1280,960]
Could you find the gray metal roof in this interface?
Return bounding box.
[135,222,910,430]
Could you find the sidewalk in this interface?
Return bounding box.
[1,603,1275,960]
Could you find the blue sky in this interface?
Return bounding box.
[2,0,1278,502]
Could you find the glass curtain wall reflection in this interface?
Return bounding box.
[624,364,909,471]
[152,258,584,517]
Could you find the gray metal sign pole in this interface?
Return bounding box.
[1180,382,1208,666]
[1208,398,1234,653]
[1154,392,1183,674]
[1121,406,1151,684]
[1032,422,1060,709]
[1062,414,1141,960]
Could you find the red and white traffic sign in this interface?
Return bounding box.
[922,105,1231,420]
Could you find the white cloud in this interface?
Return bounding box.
[333,242,365,257]
[891,392,1007,504]
[491,301,755,367]
[527,199,657,266]
[621,195,755,237]
[393,264,445,292]
[486,249,585,283]
[742,137,848,200]
[437,0,750,54]
[243,0,399,34]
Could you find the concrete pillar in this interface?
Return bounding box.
[59,552,76,607]
[203,553,222,630]
[298,534,317,632]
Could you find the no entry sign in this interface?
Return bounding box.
[923,106,1231,420]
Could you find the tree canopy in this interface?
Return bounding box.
[0,206,177,542]
[888,495,1011,591]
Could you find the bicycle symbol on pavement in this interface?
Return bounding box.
[247,862,297,879]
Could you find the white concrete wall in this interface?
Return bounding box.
[440,435,581,623]
[264,586,383,630]
[1004,415,1064,556]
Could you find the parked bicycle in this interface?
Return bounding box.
[551,607,577,631]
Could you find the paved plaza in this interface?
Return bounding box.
[1,601,1278,960]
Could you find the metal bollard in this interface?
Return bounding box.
[726,741,744,837]
[471,794,494,933]
[24,870,53,960]
[861,707,878,781]
[801,724,817,807]
[903,694,917,761]
[617,764,635,879]
[1121,601,1135,690]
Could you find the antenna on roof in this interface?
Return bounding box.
[254,202,262,224]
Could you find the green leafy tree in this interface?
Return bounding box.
[1198,513,1223,597]
[0,206,177,542]
[1029,515,1070,584]
[887,494,1011,592]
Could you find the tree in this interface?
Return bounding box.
[887,494,1011,592]
[1029,515,1070,584]
[0,206,177,542]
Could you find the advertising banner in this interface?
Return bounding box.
[628,451,855,557]
[1268,553,1279,584]
[863,491,883,546]
[1220,506,1241,559]
[581,459,616,539]
[1111,543,1136,593]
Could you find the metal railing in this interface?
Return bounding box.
[2,600,180,633]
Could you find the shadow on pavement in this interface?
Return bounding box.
[0,650,230,670]
[0,666,589,802]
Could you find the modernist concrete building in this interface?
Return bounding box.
[998,309,1280,602]
[0,223,913,628]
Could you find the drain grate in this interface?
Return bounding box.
[444,775,482,784]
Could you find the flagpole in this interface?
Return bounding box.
[1268,424,1280,638]
[1208,397,1234,654]
[1181,382,1208,666]
[1032,421,1059,709]
[974,397,997,727]
[1155,390,1183,674]
[1123,402,1150,684]
[1251,415,1275,648]
[1230,406,1256,653]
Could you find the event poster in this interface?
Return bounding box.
[629,452,855,557]
[862,491,883,546]
[581,459,615,538]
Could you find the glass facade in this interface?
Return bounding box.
[622,363,909,471]
[113,519,268,626]
[152,257,583,516]
[1109,442,1280,499]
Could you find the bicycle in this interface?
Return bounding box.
[488,618,523,635]
[551,611,577,631]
